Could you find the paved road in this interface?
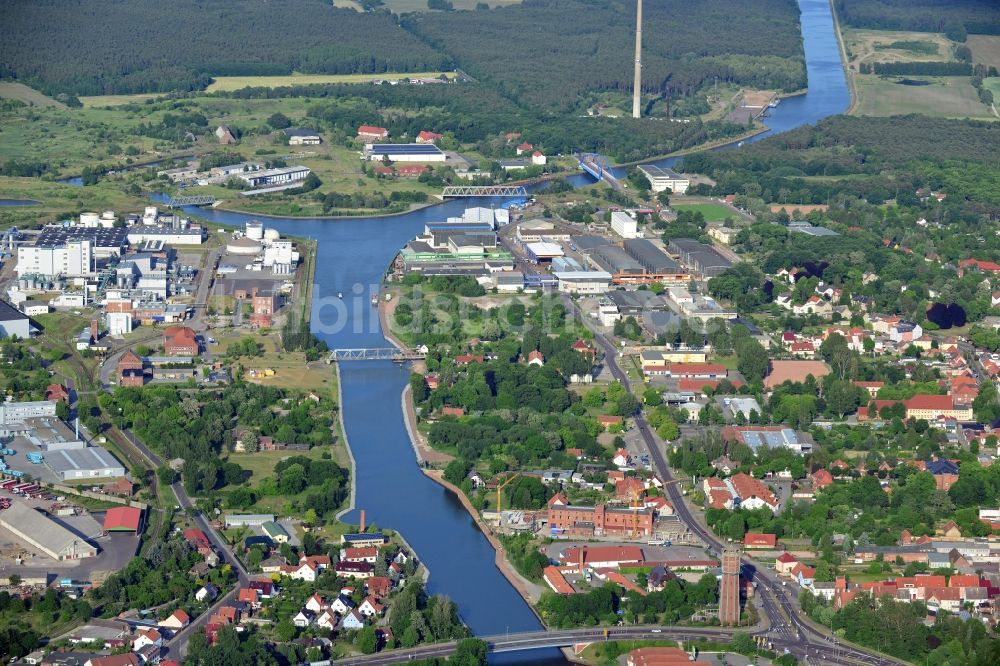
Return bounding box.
[562,295,908,666]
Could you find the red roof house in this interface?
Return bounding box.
[163,326,198,356]
[103,506,142,532]
[743,532,777,549]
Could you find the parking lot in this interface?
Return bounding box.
[0,490,141,583]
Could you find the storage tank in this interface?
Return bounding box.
[79,212,99,227]
[264,228,281,243]
[144,206,158,218]
[245,221,264,241]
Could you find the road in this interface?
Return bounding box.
[561,295,909,666]
[116,426,249,659]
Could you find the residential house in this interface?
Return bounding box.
[342,609,366,630]
[357,125,389,141]
[775,552,798,576]
[743,533,777,549]
[195,584,218,602]
[158,609,190,630]
[359,596,385,618]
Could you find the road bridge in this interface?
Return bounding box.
[326,348,425,363]
[163,195,217,207]
[441,185,527,198]
[577,152,623,191]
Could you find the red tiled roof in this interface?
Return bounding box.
[743,532,776,548]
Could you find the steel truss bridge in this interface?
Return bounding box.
[163,195,217,207]
[441,185,527,198]
[326,348,426,363]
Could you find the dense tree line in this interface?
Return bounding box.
[835,0,1000,36]
[860,61,973,76]
[404,0,806,112]
[0,0,451,95]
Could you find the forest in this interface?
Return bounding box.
[0,0,450,96]
[835,0,1000,36]
[405,0,806,112]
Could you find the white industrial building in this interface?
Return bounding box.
[610,212,640,239]
[263,240,298,269]
[0,400,57,430]
[42,445,127,481]
[637,165,690,194]
[553,271,613,294]
[17,239,94,277]
[0,501,98,560]
[107,311,133,335]
[225,514,275,527]
[126,226,204,245]
[238,166,311,188]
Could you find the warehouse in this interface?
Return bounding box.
[225,514,275,527]
[0,300,32,339]
[610,212,640,239]
[37,445,126,481]
[0,501,98,560]
[363,143,446,162]
[525,242,564,263]
[586,245,645,277]
[668,238,733,277]
[637,165,690,194]
[238,166,311,188]
[553,271,612,294]
[517,219,571,243]
[605,290,670,315]
[103,506,143,533]
[425,223,497,249]
[126,226,204,246]
[623,239,681,274]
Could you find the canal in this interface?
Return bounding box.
[103,1,850,661]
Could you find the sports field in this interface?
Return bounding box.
[968,35,1000,69]
[854,75,992,119]
[672,202,735,222]
[0,82,65,108]
[205,71,454,92]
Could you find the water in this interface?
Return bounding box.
[73,0,848,659]
[0,199,39,206]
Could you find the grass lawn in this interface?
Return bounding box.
[0,177,148,228]
[968,35,1000,69]
[205,71,455,92]
[671,202,736,222]
[0,82,66,108]
[853,75,993,118]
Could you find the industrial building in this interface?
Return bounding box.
[637,165,689,194]
[34,226,129,259]
[524,242,564,263]
[42,446,127,481]
[553,271,612,294]
[0,300,32,338]
[604,290,670,315]
[17,239,94,278]
[284,128,322,145]
[125,226,204,245]
[238,166,311,188]
[667,238,734,277]
[363,143,446,162]
[424,223,497,250]
[610,212,640,239]
[517,219,571,243]
[0,400,57,432]
[0,501,98,560]
[225,514,275,527]
[586,245,644,277]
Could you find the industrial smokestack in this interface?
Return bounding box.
[632,0,643,119]
[360,509,366,533]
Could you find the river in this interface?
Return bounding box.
[72,1,849,661]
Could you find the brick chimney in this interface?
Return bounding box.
[90,319,99,342]
[359,509,366,533]
[579,547,585,573]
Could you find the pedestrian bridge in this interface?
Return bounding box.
[326,348,426,363]
[163,195,217,207]
[441,185,528,198]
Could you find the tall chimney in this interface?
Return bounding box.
[579,547,585,573]
[90,319,98,342]
[359,509,366,533]
[632,0,643,119]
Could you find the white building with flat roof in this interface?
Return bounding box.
[610,212,640,239]
[637,165,690,194]
[553,271,612,294]
[17,239,94,277]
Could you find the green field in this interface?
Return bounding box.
[671,202,736,222]
[382,0,523,11]
[843,29,957,67]
[0,81,65,108]
[79,93,164,108]
[853,75,993,119]
[968,35,1000,69]
[204,71,454,92]
[0,177,148,227]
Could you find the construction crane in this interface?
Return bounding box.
[495,472,522,520]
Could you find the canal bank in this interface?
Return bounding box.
[153,0,849,658]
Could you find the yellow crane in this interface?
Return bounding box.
[495,472,522,518]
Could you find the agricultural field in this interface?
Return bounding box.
[968,35,1000,69]
[853,75,993,119]
[843,29,956,68]
[79,93,164,108]
[671,202,736,222]
[0,82,65,108]
[204,71,454,92]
